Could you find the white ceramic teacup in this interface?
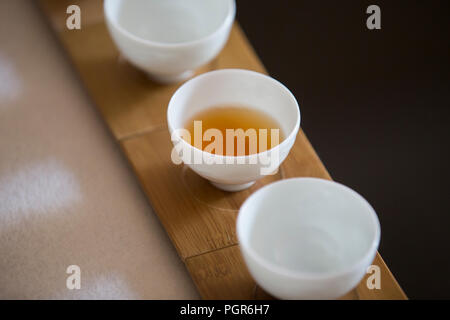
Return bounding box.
[167,69,301,192]
[237,178,381,299]
[104,0,236,83]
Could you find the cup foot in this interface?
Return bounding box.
[210,181,256,192]
[146,70,194,84]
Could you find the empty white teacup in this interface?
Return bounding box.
[167,69,301,191]
[104,0,236,83]
[237,178,381,299]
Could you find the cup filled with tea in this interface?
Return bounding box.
[167,69,301,191]
[237,178,381,299]
[104,0,236,83]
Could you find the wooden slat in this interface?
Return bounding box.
[186,245,256,300]
[185,244,406,300]
[37,0,406,300]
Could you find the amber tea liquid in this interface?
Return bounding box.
[183,105,284,156]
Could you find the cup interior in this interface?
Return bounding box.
[105,0,233,44]
[238,178,380,276]
[168,69,300,145]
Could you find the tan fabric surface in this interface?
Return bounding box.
[0,0,198,299]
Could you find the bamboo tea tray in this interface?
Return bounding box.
[38,0,406,300]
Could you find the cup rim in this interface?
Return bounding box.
[104,0,236,49]
[167,69,301,161]
[237,177,381,280]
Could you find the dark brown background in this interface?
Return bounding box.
[237,0,450,299]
